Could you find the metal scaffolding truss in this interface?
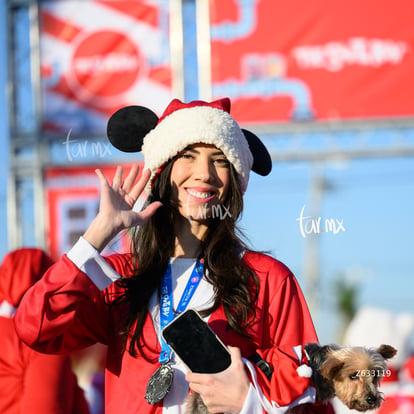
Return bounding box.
[7,0,47,249]
[257,121,414,163]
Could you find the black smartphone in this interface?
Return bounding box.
[162,309,231,374]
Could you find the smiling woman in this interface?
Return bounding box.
[171,144,231,223]
[14,98,333,414]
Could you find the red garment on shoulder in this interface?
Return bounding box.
[0,248,90,414]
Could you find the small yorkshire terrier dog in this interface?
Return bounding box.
[186,343,397,414]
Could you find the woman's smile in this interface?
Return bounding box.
[185,187,217,203]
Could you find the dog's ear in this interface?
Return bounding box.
[319,357,345,380]
[377,344,397,360]
[305,342,331,365]
[304,342,324,356]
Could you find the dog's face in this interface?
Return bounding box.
[319,344,397,412]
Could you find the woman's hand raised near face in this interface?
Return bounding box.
[83,164,162,252]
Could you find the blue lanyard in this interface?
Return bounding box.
[159,259,204,364]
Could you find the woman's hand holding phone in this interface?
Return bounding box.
[185,347,250,414]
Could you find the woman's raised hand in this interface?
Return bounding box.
[83,164,162,251]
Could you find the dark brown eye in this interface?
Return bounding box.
[349,372,359,380]
[214,158,230,167]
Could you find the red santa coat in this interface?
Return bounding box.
[0,248,90,414]
[15,250,332,414]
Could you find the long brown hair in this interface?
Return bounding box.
[115,159,259,358]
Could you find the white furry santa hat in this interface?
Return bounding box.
[107,98,272,193]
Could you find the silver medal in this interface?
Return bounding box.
[145,364,174,405]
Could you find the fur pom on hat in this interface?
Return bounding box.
[107,97,272,193]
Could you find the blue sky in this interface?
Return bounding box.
[1,1,413,347]
[242,156,414,342]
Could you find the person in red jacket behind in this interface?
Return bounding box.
[0,248,90,414]
[15,98,333,414]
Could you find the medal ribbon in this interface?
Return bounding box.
[159,259,204,364]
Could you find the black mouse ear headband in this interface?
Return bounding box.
[107,98,272,193]
[107,105,158,153]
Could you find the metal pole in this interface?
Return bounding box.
[302,163,325,315]
[29,0,47,249]
[169,0,185,100]
[6,1,21,249]
[195,0,212,101]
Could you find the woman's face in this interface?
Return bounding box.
[170,143,231,222]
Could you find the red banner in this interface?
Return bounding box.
[40,0,174,134]
[209,0,414,124]
[45,164,142,261]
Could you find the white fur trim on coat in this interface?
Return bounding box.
[296,364,313,378]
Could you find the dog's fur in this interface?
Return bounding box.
[186,343,397,414]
